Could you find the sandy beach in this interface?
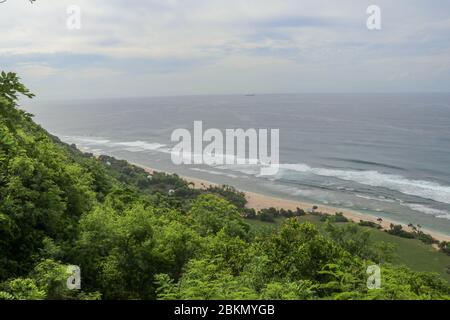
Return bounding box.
[140,165,450,243]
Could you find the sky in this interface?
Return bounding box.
[1,0,450,99]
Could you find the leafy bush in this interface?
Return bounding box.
[320,212,349,223]
[359,220,382,229]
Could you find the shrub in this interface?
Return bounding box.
[359,220,382,229]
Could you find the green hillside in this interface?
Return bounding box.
[247,217,450,283]
[0,72,449,300]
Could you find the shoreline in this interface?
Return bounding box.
[139,164,450,243]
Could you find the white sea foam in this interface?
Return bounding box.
[115,141,166,151]
[405,204,450,220]
[355,194,396,203]
[64,136,111,145]
[266,184,315,198]
[190,168,240,179]
[280,164,450,205]
[217,165,264,176]
[62,136,167,152]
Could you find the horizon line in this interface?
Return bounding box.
[27,91,450,104]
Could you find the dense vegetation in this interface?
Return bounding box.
[1,72,449,300]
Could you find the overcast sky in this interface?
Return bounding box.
[1,0,449,99]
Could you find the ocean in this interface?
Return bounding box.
[25,93,450,236]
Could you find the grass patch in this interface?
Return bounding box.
[246,216,450,282]
[366,227,450,282]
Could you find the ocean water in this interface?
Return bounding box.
[25,94,450,235]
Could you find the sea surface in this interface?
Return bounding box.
[25,94,450,236]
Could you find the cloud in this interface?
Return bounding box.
[1,0,449,98]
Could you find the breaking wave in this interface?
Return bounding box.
[280,164,450,205]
